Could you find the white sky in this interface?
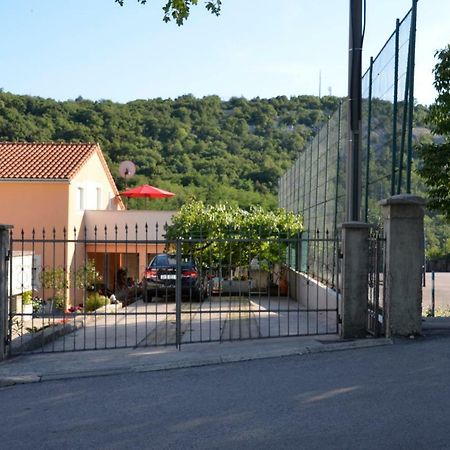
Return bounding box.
[0,0,448,105]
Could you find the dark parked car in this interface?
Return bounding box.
[143,254,205,302]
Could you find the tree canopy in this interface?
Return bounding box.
[115,0,222,25]
[165,200,303,268]
[0,88,447,257]
[0,91,340,210]
[417,45,450,221]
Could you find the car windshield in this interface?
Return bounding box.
[150,254,196,269]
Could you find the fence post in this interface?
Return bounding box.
[175,239,182,350]
[380,195,425,337]
[431,271,435,317]
[0,225,13,361]
[340,222,370,338]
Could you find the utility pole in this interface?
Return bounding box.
[319,70,322,98]
[346,0,363,222]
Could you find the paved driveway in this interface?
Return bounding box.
[37,296,337,352]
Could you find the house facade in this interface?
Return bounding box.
[0,142,124,235]
[0,142,175,306]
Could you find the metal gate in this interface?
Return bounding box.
[367,229,386,336]
[6,225,341,354]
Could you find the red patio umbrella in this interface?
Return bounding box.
[119,184,175,199]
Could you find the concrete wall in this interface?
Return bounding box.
[83,210,176,240]
[287,268,340,310]
[83,210,177,289]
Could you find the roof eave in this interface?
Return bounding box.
[0,178,70,183]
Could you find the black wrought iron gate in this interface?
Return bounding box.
[6,227,341,355]
[367,229,386,337]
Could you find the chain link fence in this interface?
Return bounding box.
[279,2,417,234]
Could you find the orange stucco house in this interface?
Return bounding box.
[0,142,175,305]
[0,142,125,234]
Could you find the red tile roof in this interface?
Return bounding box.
[0,142,101,180]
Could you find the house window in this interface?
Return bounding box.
[96,187,102,209]
[77,187,85,211]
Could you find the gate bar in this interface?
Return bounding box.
[0,225,13,360]
[175,240,182,349]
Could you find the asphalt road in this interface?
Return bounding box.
[2,336,450,450]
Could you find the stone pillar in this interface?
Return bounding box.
[340,222,370,339]
[380,195,425,337]
[0,225,13,361]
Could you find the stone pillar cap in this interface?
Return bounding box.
[379,194,426,207]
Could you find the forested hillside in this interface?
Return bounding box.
[0,90,447,257]
[0,91,340,210]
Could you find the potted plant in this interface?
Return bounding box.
[75,259,103,308]
[40,267,68,314]
[75,259,102,291]
[52,294,66,314]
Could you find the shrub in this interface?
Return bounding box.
[75,259,102,290]
[40,267,69,310]
[40,267,68,291]
[85,293,109,312]
[22,291,33,305]
[53,295,65,310]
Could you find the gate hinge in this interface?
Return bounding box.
[5,250,11,262]
[337,314,342,324]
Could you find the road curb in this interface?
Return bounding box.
[0,375,41,387]
[10,318,84,354]
[0,337,393,386]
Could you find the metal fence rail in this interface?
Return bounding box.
[422,271,450,317]
[7,225,340,355]
[278,4,415,338]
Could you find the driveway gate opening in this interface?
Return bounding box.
[6,225,340,354]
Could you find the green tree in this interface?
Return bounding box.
[115,0,222,25]
[0,90,428,214]
[417,45,450,220]
[165,201,303,268]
